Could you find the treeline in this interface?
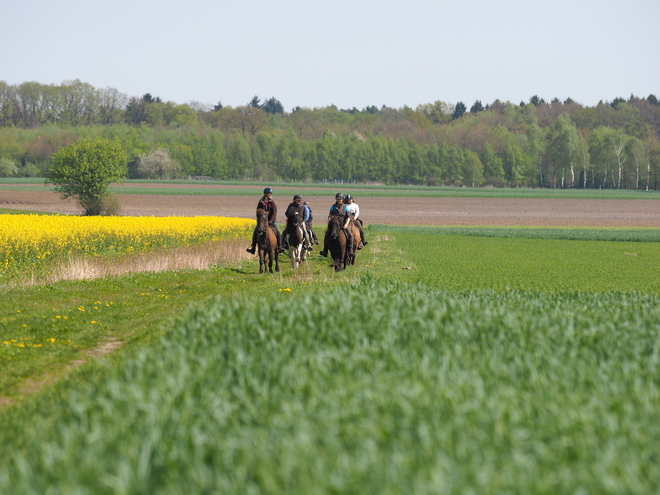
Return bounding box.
[1,79,660,189]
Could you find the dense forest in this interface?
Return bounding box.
[1,79,659,189]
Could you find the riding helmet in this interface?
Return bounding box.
[335,193,344,200]
[263,187,273,194]
[293,194,302,200]
[345,194,353,201]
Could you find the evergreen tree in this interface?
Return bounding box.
[261,97,284,114]
[470,100,484,113]
[452,101,467,120]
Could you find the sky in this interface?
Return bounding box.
[2,0,659,112]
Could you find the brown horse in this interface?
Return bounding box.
[346,217,361,266]
[256,208,279,273]
[326,215,348,271]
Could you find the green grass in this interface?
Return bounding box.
[2,178,660,199]
[0,207,61,215]
[370,224,660,242]
[2,224,660,493]
[368,227,660,292]
[0,269,241,397]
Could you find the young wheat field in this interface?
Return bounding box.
[1,206,659,493]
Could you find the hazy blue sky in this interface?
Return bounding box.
[2,0,658,111]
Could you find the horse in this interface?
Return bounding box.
[346,217,361,266]
[326,215,348,271]
[256,208,279,273]
[284,211,306,269]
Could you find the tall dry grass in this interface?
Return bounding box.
[11,239,251,288]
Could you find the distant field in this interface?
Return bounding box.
[3,179,660,226]
[2,178,660,199]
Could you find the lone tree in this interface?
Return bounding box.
[47,138,127,215]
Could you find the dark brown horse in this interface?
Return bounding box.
[256,208,279,273]
[285,211,307,269]
[326,215,348,271]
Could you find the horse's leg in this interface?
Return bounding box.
[258,249,265,274]
[290,244,297,269]
[300,228,307,262]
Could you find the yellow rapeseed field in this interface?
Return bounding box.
[1,214,253,277]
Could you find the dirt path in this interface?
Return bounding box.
[2,189,660,227]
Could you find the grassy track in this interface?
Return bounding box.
[2,224,660,493]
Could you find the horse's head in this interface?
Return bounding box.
[328,215,342,239]
[256,208,268,234]
[289,211,302,227]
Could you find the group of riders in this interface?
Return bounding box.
[246,187,368,257]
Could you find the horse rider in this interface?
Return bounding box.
[283,194,313,251]
[303,201,320,245]
[319,193,354,258]
[344,194,368,249]
[246,187,284,254]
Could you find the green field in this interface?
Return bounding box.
[2,224,660,493]
[2,177,660,199]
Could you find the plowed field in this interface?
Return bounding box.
[2,186,660,227]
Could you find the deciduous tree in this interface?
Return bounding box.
[545,114,581,188]
[46,138,127,215]
[136,148,179,179]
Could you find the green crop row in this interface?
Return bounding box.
[2,278,659,493]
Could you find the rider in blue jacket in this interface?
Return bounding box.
[319,193,354,257]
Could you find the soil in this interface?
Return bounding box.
[2,187,660,227]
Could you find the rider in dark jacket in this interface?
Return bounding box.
[319,193,354,257]
[246,187,283,254]
[283,194,312,250]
